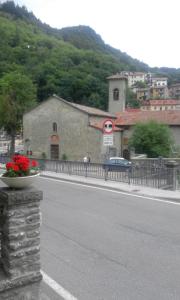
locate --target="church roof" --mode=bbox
[115,110,180,126]
[106,74,128,80]
[69,102,116,118]
[51,94,116,118]
[24,94,116,118]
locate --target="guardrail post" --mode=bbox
[104,168,108,181]
[85,163,88,177]
[128,169,131,185]
[165,160,178,190]
[68,162,72,175]
[55,160,58,173]
[0,188,43,299]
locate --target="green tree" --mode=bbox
[126,88,140,108]
[133,81,147,88]
[129,121,173,157]
[0,71,37,155]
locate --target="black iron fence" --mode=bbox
[0,156,180,190]
[37,158,180,190]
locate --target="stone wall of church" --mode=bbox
[23,97,110,162]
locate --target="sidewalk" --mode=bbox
[41,171,180,202]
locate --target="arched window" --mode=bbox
[113,88,119,100]
[53,122,57,132]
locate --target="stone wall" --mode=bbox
[0,188,42,299]
[0,281,41,300]
[23,97,114,162]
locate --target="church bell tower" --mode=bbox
[107,74,127,114]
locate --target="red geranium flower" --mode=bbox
[6,162,14,170]
[3,155,39,177]
[31,160,38,167]
[12,164,20,172]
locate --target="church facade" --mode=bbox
[23,95,121,162]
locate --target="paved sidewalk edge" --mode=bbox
[40,173,180,202]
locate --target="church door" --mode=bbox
[50,144,59,160]
[123,149,130,160]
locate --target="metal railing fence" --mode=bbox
[37,158,179,190]
[0,156,179,190]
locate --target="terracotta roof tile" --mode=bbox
[142,99,180,105]
[125,108,141,112]
[115,110,180,126]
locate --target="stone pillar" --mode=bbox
[165,160,178,190]
[0,187,43,299]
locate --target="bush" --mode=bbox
[62,153,68,161]
[129,121,173,158]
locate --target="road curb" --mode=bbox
[40,174,180,203]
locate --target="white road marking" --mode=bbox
[41,176,180,206]
[41,270,78,300]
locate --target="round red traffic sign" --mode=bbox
[103,119,114,134]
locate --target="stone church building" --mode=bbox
[23,94,121,162]
[23,75,180,161]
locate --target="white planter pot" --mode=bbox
[0,173,40,189]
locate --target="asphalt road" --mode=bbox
[36,176,180,300]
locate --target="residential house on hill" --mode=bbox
[169,83,180,99]
[120,71,146,87]
[136,88,150,100]
[149,85,169,99]
[141,99,180,111]
[114,72,170,101]
[151,77,168,87]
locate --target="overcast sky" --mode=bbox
[10,0,180,69]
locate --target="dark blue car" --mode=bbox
[103,157,132,172]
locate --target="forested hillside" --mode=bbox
[0,1,180,110]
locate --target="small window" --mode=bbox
[113,88,119,100]
[53,122,57,132]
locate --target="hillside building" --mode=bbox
[120,71,146,87]
[136,88,150,100]
[149,85,169,99]
[141,99,180,111]
[169,83,180,99]
[119,72,170,101]
[151,77,168,87]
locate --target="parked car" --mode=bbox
[103,157,132,172]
